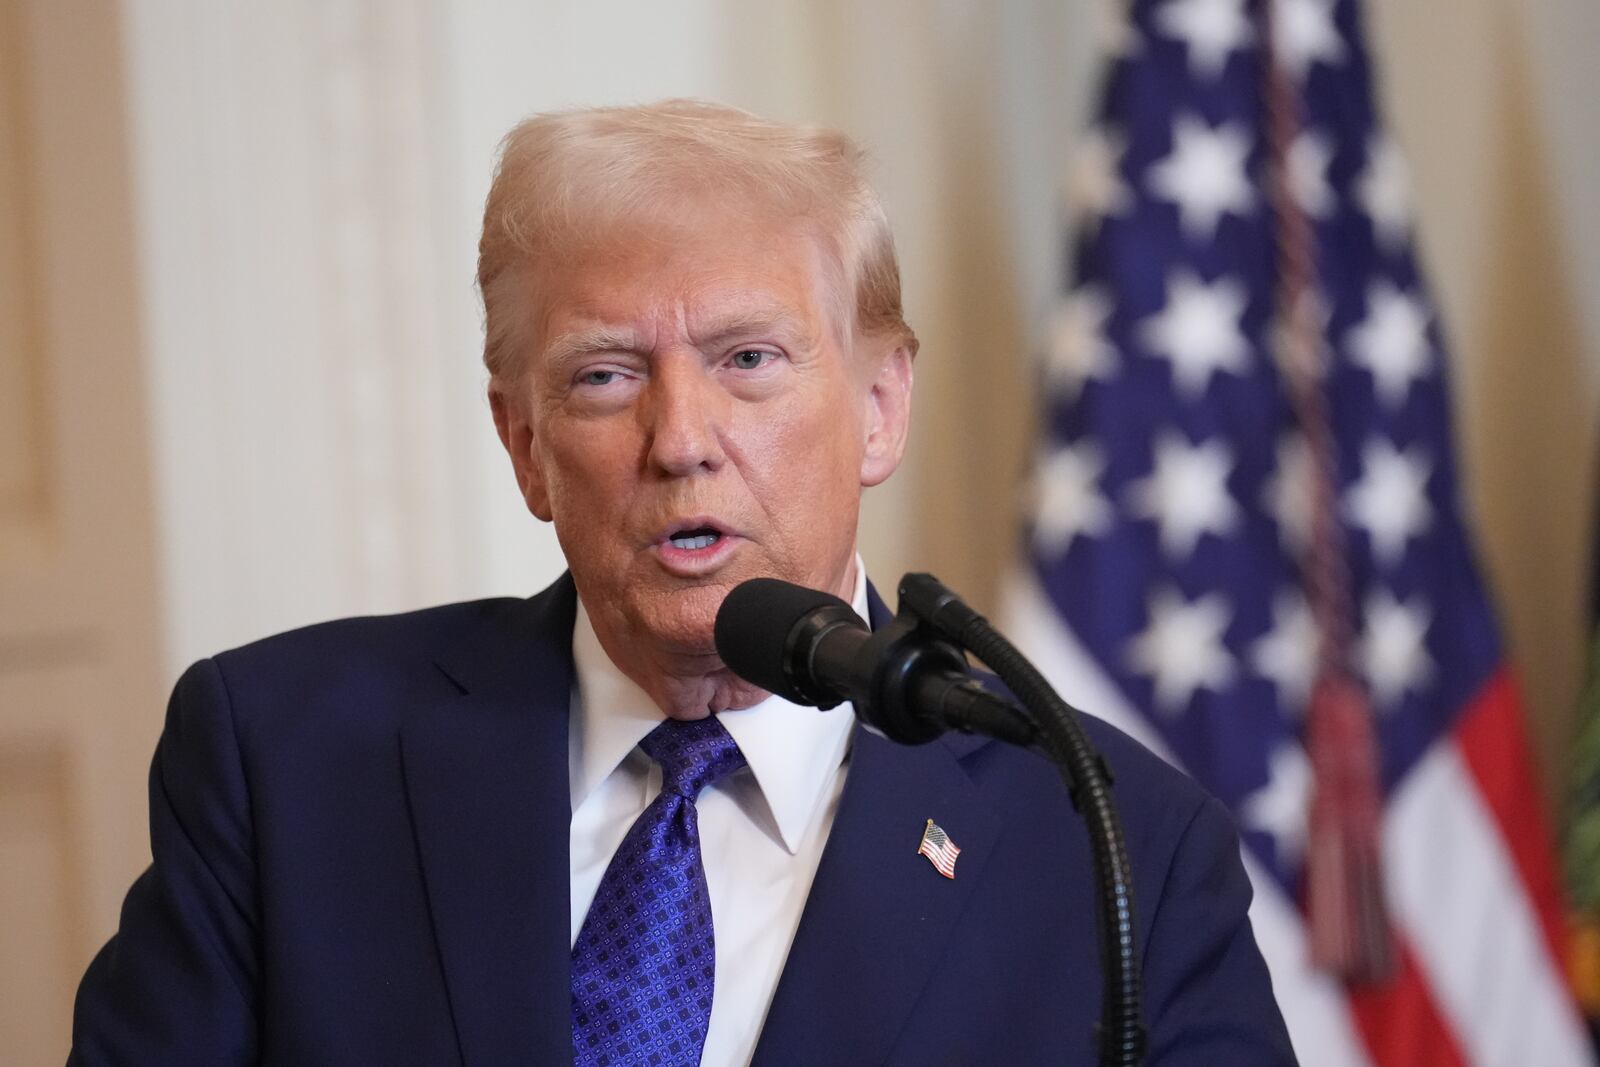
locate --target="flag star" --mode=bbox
[1153,0,1253,79]
[1065,127,1133,225]
[1147,115,1256,241]
[1252,590,1318,716]
[1125,432,1240,558]
[1139,272,1252,398]
[1031,443,1114,557]
[1127,588,1236,714]
[1241,742,1312,869]
[1274,0,1345,79]
[1047,286,1118,399]
[1359,589,1434,710]
[1289,130,1335,218]
[1358,135,1412,249]
[1262,434,1313,556]
[1345,437,1433,566]
[1346,280,1432,408]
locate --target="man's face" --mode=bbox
[492,208,913,661]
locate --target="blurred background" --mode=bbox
[2,0,1596,1062]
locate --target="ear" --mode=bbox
[859,340,915,488]
[489,381,554,521]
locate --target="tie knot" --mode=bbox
[640,716,746,800]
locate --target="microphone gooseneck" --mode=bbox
[898,573,1145,1066]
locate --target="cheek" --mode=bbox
[539,424,637,522]
[743,393,866,504]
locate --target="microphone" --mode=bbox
[714,577,1037,746]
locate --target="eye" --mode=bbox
[729,349,774,370]
[580,369,621,387]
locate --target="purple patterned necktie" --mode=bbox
[571,716,747,1066]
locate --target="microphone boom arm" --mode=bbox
[897,573,1147,1067]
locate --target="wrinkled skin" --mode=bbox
[491,208,914,718]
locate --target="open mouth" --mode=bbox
[666,526,723,551]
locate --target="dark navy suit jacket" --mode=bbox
[71,574,1294,1065]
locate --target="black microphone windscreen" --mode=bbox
[714,577,852,700]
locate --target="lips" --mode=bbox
[666,525,723,551]
[657,516,734,548]
[652,516,742,575]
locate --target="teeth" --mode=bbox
[670,533,718,550]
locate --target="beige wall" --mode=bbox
[1,1,164,1061]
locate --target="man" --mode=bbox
[71,101,1294,1064]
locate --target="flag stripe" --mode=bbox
[1345,937,1468,1067]
[1454,669,1571,972]
[1385,737,1592,1066]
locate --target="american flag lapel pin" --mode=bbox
[917,818,960,879]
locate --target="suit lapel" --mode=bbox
[752,582,1003,1066]
[752,728,1001,1065]
[401,576,579,1066]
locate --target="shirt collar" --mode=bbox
[569,558,868,855]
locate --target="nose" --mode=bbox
[644,354,728,477]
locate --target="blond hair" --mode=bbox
[476,99,917,378]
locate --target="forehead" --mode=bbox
[529,208,847,352]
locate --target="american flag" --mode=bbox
[1001,1,1594,1063]
[918,819,961,879]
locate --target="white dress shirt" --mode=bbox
[568,565,866,1067]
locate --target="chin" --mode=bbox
[635,586,725,654]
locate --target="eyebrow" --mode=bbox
[542,325,646,370]
[689,307,817,351]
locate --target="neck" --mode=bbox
[591,632,770,720]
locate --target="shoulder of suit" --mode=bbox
[956,710,1207,806]
[198,597,533,742]
[959,669,1216,838]
[214,597,525,673]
